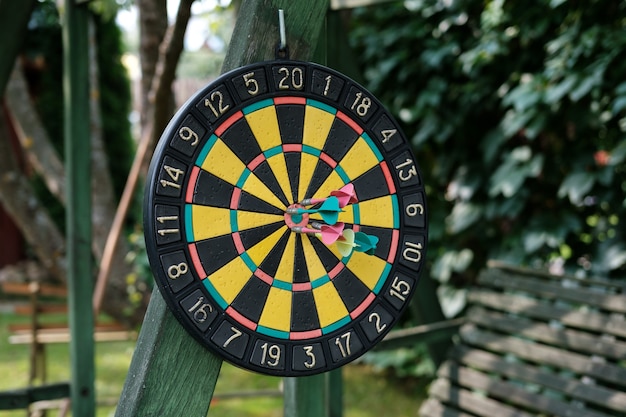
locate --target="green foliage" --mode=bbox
[23,1,135,217]
[360,344,435,378]
[94,13,135,201]
[350,0,626,290]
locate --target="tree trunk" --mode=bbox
[94,0,196,322]
[6,61,141,325]
[88,20,142,325]
[5,68,66,204]
[0,109,67,283]
[137,0,168,134]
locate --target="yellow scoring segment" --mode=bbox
[258,287,291,332]
[297,106,334,201]
[190,206,232,241]
[236,211,285,233]
[274,233,296,283]
[338,137,380,179]
[244,106,292,203]
[301,237,329,281]
[200,138,285,210]
[313,282,349,328]
[302,105,335,150]
[200,139,245,186]
[297,152,320,201]
[240,173,286,211]
[244,225,288,266]
[347,251,388,290]
[313,170,344,202]
[356,196,396,228]
[209,256,252,304]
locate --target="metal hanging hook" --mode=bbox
[276,9,290,59]
[279,9,286,49]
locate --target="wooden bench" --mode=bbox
[1,281,136,382]
[417,262,626,417]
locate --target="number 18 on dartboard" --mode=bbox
[144,59,428,376]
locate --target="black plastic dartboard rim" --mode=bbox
[144,59,428,376]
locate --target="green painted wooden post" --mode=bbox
[62,1,95,415]
[283,369,342,417]
[327,369,343,417]
[284,375,327,417]
[116,1,329,415]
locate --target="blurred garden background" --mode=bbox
[1,0,625,415]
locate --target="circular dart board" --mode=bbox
[144,60,427,376]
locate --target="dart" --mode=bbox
[335,229,379,256]
[354,231,379,255]
[330,183,358,207]
[286,196,343,225]
[299,184,358,208]
[292,222,345,245]
[335,229,356,257]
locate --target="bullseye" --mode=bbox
[284,203,309,228]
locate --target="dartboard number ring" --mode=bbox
[144,60,428,376]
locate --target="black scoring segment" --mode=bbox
[351,164,392,202]
[284,152,301,203]
[293,235,309,284]
[195,234,239,276]
[291,290,321,332]
[231,278,271,323]
[192,170,235,208]
[332,268,371,312]
[250,160,289,207]
[276,105,305,144]
[238,222,286,250]
[257,230,291,277]
[322,118,360,162]
[238,189,285,215]
[220,118,263,165]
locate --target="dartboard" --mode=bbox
[144,60,427,376]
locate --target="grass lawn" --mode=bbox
[0,308,427,416]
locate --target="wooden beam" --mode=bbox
[116,2,330,415]
[223,0,329,71]
[373,318,465,351]
[0,383,70,410]
[114,288,222,416]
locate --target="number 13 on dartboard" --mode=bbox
[144,59,428,376]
